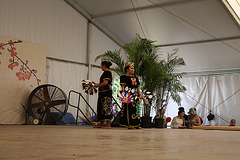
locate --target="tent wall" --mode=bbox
[0,0,121,123]
[1,0,239,126]
[164,74,240,126]
[0,0,88,63]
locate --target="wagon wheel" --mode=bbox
[27,84,68,124]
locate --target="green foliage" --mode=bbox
[122,34,158,78]
[112,76,122,110]
[95,34,186,117]
[95,49,125,76]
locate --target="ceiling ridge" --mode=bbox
[156,35,240,47]
[92,0,204,18]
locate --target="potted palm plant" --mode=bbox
[95,34,186,128]
[154,50,186,128]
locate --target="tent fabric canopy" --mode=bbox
[66,0,240,73]
[65,0,240,126]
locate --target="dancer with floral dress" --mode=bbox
[93,59,112,128]
[120,62,142,129]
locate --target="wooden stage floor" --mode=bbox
[0,125,239,160]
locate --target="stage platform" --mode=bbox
[0,125,239,160]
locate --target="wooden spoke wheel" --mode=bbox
[27,84,68,124]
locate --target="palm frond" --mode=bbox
[122,34,158,77]
[95,49,125,75]
[168,48,179,60]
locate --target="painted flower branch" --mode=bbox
[0,40,41,86]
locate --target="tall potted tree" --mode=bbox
[122,34,160,127]
[154,50,186,128]
[95,34,186,128]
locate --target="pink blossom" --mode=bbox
[9,40,14,46]
[11,52,17,57]
[0,43,5,50]
[24,71,31,80]
[8,64,14,70]
[10,49,17,57]
[16,72,25,81]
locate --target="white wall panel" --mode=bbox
[46,59,88,119]
[90,25,122,66]
[0,0,87,63]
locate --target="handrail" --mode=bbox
[68,90,96,125]
[112,96,121,110]
[68,90,122,125]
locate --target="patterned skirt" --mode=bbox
[96,90,112,122]
[120,102,140,128]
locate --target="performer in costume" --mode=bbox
[93,58,112,128]
[120,62,142,129]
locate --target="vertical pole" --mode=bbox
[76,94,81,125]
[207,76,211,126]
[86,21,92,113]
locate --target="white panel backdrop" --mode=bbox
[165,74,240,126]
[0,36,46,124]
[46,59,88,120]
[0,0,87,63]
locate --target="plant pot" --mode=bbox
[141,117,152,128]
[155,118,165,128]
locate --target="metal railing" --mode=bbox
[68,90,122,125]
[68,90,96,125]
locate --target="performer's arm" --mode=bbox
[93,79,108,88]
[121,85,125,92]
[137,87,144,100]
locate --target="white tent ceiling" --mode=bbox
[65,0,240,74]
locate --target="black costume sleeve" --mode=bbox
[136,77,140,86]
[103,71,112,81]
[120,75,126,85]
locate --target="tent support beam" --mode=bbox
[46,57,101,69]
[155,36,240,47]
[183,68,240,76]
[92,0,204,18]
